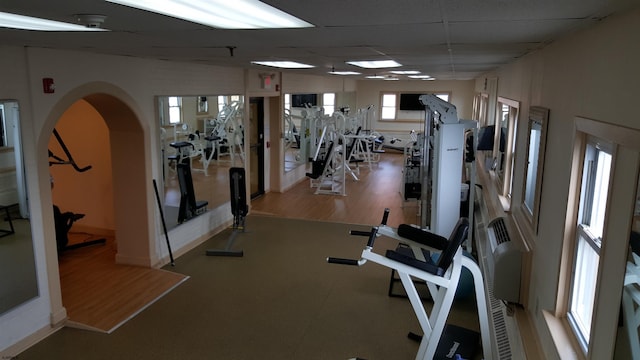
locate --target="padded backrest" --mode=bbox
[229,167,248,217]
[177,162,200,209]
[434,217,469,272]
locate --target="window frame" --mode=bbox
[168,96,182,124]
[567,137,613,352]
[519,106,550,235]
[493,97,519,206]
[555,116,640,359]
[379,91,451,122]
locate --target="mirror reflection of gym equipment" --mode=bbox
[0,100,38,317]
[158,95,244,230]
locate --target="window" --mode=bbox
[380,93,396,120]
[322,93,335,115]
[521,106,549,233]
[284,93,291,111]
[168,96,182,124]
[472,93,489,126]
[379,92,450,121]
[495,97,519,202]
[568,137,612,351]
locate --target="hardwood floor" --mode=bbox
[58,234,188,333]
[58,151,415,333]
[251,151,420,227]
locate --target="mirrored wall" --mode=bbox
[282,92,356,173]
[615,174,640,358]
[0,100,37,315]
[157,95,244,230]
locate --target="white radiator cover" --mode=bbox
[475,212,527,359]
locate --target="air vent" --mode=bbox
[488,217,511,249]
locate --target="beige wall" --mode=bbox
[49,99,114,232]
[484,8,640,359]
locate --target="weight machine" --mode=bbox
[206,167,246,257]
[328,209,492,360]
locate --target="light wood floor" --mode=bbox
[58,234,188,333]
[252,151,420,227]
[59,151,415,333]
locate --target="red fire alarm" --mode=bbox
[42,78,55,94]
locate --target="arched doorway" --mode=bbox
[42,86,186,332]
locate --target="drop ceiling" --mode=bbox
[0,0,637,80]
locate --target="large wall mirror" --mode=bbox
[0,100,38,315]
[157,95,244,230]
[282,92,356,172]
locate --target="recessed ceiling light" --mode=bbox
[106,0,313,29]
[390,70,420,75]
[346,60,402,69]
[365,75,385,79]
[251,61,314,69]
[329,71,361,75]
[408,75,434,79]
[0,11,107,31]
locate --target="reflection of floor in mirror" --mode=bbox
[0,217,37,315]
[163,160,233,225]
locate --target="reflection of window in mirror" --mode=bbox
[522,106,549,233]
[494,97,519,203]
[197,96,208,114]
[168,96,182,124]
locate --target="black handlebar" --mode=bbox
[326,257,360,266]
[381,208,390,225]
[327,208,389,267]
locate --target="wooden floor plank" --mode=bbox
[58,235,188,333]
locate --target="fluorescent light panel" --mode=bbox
[346,60,402,69]
[0,11,106,31]
[390,70,420,75]
[408,75,435,80]
[105,0,313,29]
[252,61,314,69]
[329,71,361,75]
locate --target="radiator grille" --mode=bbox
[483,256,514,360]
[489,217,511,246]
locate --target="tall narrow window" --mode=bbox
[568,137,613,350]
[521,106,550,233]
[380,93,396,120]
[495,97,519,202]
[323,93,335,115]
[168,96,182,124]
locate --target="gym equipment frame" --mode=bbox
[328,209,492,360]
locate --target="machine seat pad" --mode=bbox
[385,249,443,276]
[397,224,448,250]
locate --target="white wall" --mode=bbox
[482,8,640,359]
[0,46,246,353]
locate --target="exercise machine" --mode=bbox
[176,162,208,223]
[328,209,492,360]
[49,128,106,253]
[206,167,246,257]
[53,206,105,254]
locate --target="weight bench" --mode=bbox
[328,209,492,360]
[176,162,208,223]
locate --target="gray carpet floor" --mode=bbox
[18,215,481,360]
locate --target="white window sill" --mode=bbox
[542,310,585,360]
